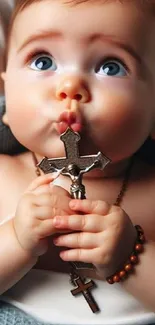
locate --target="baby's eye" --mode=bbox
[95,59,128,77]
[29,55,57,71]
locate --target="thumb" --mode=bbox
[27,173,57,192]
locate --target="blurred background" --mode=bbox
[0,0,27,155]
[0,0,14,93]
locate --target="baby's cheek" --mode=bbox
[91,81,153,160]
[7,103,34,130]
[93,86,136,126]
[94,80,152,126]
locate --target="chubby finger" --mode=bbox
[37,219,56,237]
[53,214,103,232]
[37,220,70,237]
[33,193,52,206]
[27,173,56,192]
[53,232,98,249]
[33,184,52,195]
[33,193,73,216]
[69,199,110,215]
[59,247,97,263]
[34,206,54,219]
[49,184,70,198]
[33,183,70,196]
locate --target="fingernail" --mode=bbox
[59,251,66,260]
[53,217,61,227]
[47,172,59,179]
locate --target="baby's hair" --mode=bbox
[6,0,155,52]
[5,0,155,64]
[5,0,154,49]
[9,0,155,31]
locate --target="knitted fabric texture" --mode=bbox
[0,301,52,325]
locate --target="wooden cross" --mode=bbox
[71,272,99,313]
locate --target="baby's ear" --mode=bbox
[2,112,9,126]
[1,72,6,81]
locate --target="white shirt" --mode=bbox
[1,269,155,325]
[1,216,155,325]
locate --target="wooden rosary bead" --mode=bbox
[113,275,120,283]
[135,243,143,252]
[124,263,133,272]
[107,277,114,284]
[106,225,145,284]
[130,254,138,264]
[119,270,126,279]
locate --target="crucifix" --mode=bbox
[70,270,99,313]
[38,128,110,199]
[38,127,111,312]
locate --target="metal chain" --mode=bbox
[31,152,41,176]
[115,155,135,206]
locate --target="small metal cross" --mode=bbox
[71,271,99,313]
[38,128,110,199]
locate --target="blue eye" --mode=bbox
[30,55,57,71]
[96,59,128,77]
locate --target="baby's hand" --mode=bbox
[53,199,137,278]
[13,174,72,257]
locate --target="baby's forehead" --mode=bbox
[11,0,155,24]
[8,0,155,58]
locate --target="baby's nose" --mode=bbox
[56,76,90,103]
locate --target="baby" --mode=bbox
[0,0,155,324]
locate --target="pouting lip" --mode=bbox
[58,111,80,124]
[57,111,82,134]
[56,121,82,134]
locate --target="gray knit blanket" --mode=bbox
[0,301,52,325]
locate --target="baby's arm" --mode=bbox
[0,170,73,295]
[0,217,38,294]
[122,242,155,310]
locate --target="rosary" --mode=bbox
[36,128,133,313]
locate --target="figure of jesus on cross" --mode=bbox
[61,161,100,199]
[38,128,110,199]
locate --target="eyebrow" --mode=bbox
[17,29,62,53]
[17,29,142,65]
[91,34,142,65]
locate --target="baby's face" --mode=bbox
[4,0,155,162]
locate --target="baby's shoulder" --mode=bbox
[0,154,19,218]
[0,154,18,179]
[0,152,33,187]
[0,154,23,201]
[0,153,32,219]
[0,153,14,171]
